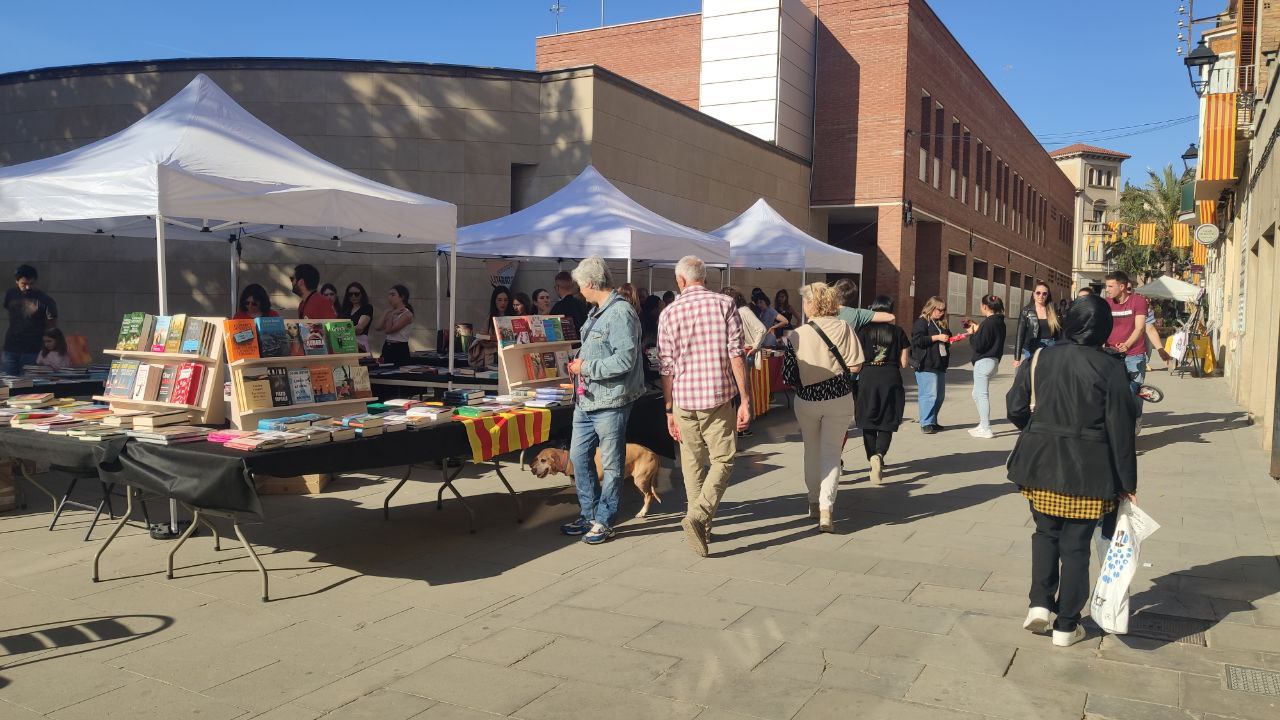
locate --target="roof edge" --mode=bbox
[536,13,700,40]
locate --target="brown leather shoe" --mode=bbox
[681,516,708,557]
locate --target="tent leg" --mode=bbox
[726,266,731,287]
[229,240,239,316]
[857,272,863,308]
[627,256,633,284]
[155,214,179,535]
[800,268,807,324]
[435,251,442,344]
[447,242,457,390]
[647,266,653,294]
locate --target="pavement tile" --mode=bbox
[725,605,877,654]
[786,566,918,600]
[76,578,215,614]
[753,643,923,698]
[1084,694,1201,720]
[411,701,515,719]
[1207,620,1280,653]
[315,688,434,720]
[514,636,679,689]
[855,625,1015,676]
[1180,672,1280,720]
[766,546,880,574]
[516,604,659,645]
[606,563,729,595]
[1098,634,1277,676]
[46,676,246,720]
[242,703,321,720]
[907,584,1027,618]
[794,686,987,720]
[110,633,279,692]
[626,620,783,669]
[0,654,142,715]
[204,660,335,713]
[250,619,405,677]
[864,559,991,589]
[643,662,819,720]
[356,606,470,645]
[560,582,645,610]
[512,680,701,720]
[709,577,838,615]
[390,656,560,715]
[686,555,808,584]
[821,593,962,634]
[949,613,1101,652]
[1007,647,1184,705]
[454,626,558,666]
[903,529,1014,554]
[905,665,1087,720]
[614,590,753,629]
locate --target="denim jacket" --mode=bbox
[577,291,646,411]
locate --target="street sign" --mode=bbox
[1194,223,1220,246]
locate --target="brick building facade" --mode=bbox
[537,0,1074,319]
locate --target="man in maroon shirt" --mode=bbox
[1104,270,1148,424]
[293,264,338,320]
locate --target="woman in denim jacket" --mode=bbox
[561,256,646,544]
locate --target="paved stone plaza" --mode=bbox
[1,368,1278,720]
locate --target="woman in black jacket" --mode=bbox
[1013,282,1062,368]
[910,296,951,434]
[963,295,1007,439]
[1005,294,1137,648]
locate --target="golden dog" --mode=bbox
[530,445,661,518]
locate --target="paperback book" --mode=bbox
[256,317,290,358]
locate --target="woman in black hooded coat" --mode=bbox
[1005,294,1137,647]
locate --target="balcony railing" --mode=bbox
[1202,65,1256,125]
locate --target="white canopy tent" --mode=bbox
[0,74,459,534]
[1134,275,1205,302]
[453,165,729,280]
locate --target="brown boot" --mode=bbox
[819,508,834,533]
[681,516,709,557]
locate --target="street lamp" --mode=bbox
[1181,143,1199,172]
[1183,38,1219,96]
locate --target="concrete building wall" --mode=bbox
[0,60,808,357]
[536,15,703,109]
[1052,152,1125,289]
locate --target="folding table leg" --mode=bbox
[84,482,116,541]
[437,457,477,533]
[200,518,221,551]
[92,486,134,582]
[491,461,523,523]
[382,464,414,520]
[166,508,201,579]
[48,477,80,530]
[20,462,58,512]
[233,521,269,602]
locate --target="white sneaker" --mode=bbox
[1052,625,1087,647]
[1022,607,1051,634]
[968,426,995,439]
[869,455,884,484]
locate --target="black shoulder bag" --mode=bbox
[806,321,858,398]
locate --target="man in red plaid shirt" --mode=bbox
[658,255,750,557]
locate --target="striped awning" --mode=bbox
[1198,93,1238,182]
[1192,242,1208,267]
[1137,223,1157,246]
[1172,223,1192,248]
[1198,200,1217,225]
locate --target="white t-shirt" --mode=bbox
[384,308,413,342]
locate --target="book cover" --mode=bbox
[300,322,328,355]
[266,366,291,406]
[494,317,516,347]
[560,315,579,341]
[105,359,122,396]
[309,365,336,402]
[333,365,355,400]
[223,319,259,362]
[528,315,548,343]
[287,367,314,404]
[255,317,289,358]
[130,363,162,401]
[348,364,373,399]
[116,312,145,351]
[525,353,545,380]
[241,375,273,410]
[150,316,172,353]
[116,359,141,398]
[510,317,532,345]
[171,362,204,405]
[164,314,187,353]
[554,350,569,378]
[201,320,217,357]
[283,320,307,356]
[179,318,204,354]
[542,317,564,342]
[541,352,558,378]
[155,364,178,403]
[324,321,358,354]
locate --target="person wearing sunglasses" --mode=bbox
[1014,282,1062,368]
[233,283,278,320]
[340,282,374,353]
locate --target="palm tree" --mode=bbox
[1112,164,1192,281]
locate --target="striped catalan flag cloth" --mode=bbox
[749,359,772,418]
[458,408,552,463]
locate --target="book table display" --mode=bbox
[97,314,227,425]
[492,314,580,396]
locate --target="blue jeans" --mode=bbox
[971,358,998,430]
[569,403,633,529]
[1124,354,1147,417]
[1,351,37,376]
[915,370,945,427]
[1020,338,1057,361]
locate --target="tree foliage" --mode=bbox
[1107,164,1192,282]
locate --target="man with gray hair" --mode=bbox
[561,256,646,544]
[658,255,750,557]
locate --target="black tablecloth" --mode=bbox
[0,394,672,519]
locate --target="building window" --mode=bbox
[933,104,944,188]
[961,128,971,205]
[919,92,931,182]
[1003,165,1011,225]
[1092,202,1106,223]
[1104,170,1113,188]
[1088,238,1102,262]
[983,148,992,215]
[950,118,960,197]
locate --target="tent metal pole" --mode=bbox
[435,251,442,340]
[726,265,731,287]
[627,256,633,283]
[800,267,807,324]
[647,266,653,293]
[229,240,239,316]
[155,213,179,534]
[447,241,457,390]
[857,272,863,308]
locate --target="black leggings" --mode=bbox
[862,429,893,459]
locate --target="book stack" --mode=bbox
[223,317,359,362]
[443,388,485,407]
[256,413,332,432]
[8,392,55,409]
[526,385,574,408]
[223,431,305,451]
[128,425,210,445]
[453,405,495,419]
[116,313,220,357]
[405,405,454,426]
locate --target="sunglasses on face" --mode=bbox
[1034,291,1049,296]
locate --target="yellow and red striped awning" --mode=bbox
[1198,200,1217,225]
[1198,93,1238,181]
[1137,223,1157,246]
[1173,223,1192,248]
[1192,242,1209,267]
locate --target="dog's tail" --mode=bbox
[649,489,661,505]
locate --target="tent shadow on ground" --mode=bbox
[1135,411,1252,453]
[1118,555,1280,650]
[0,614,173,673]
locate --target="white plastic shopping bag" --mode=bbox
[1090,499,1160,634]
[1168,329,1190,363]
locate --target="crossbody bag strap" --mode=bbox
[807,321,853,378]
[1029,347,1042,411]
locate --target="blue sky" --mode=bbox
[1,0,1197,185]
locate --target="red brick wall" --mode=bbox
[535,15,702,108]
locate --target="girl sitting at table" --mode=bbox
[37,328,71,370]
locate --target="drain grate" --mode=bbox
[1227,665,1280,696]
[1126,612,1210,646]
